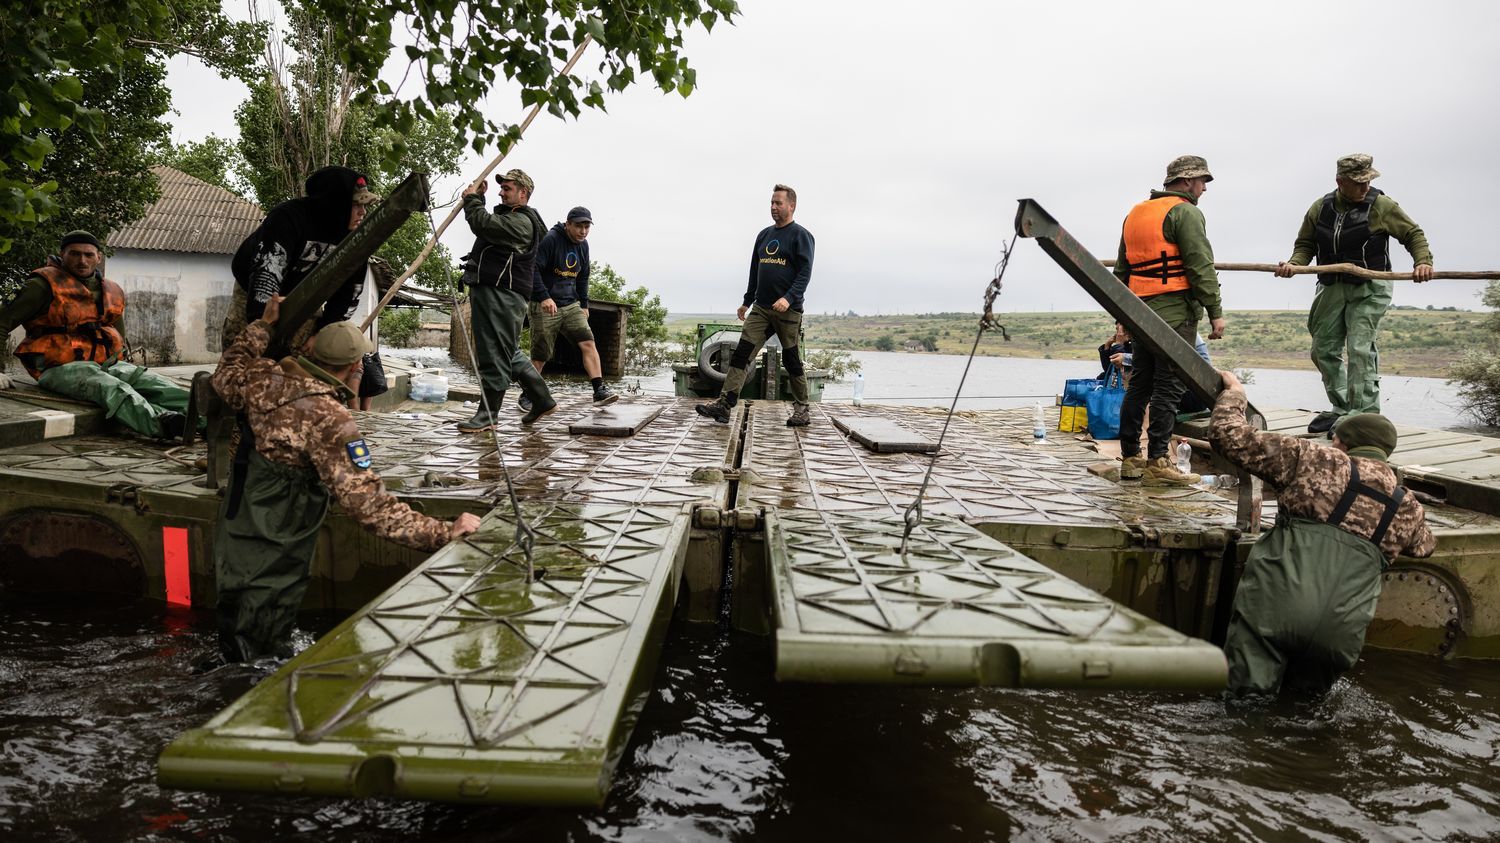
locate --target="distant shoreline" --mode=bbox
[667,310,1477,380]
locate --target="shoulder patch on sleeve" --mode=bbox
[345,438,373,470]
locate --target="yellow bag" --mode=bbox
[1058,404,1089,433]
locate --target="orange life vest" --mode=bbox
[1121,195,1192,297]
[14,265,125,378]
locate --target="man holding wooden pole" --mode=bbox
[1275,154,1433,434]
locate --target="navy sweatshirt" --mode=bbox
[531,222,590,308]
[743,221,814,312]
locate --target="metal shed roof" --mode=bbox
[110,166,264,255]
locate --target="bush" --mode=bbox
[1450,280,1500,426]
[380,308,421,348]
[874,334,895,352]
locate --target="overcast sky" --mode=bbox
[165,0,1500,315]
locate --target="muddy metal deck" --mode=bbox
[1,389,1497,805]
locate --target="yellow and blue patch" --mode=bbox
[345,438,372,470]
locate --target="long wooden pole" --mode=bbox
[1099,259,1500,281]
[360,35,595,332]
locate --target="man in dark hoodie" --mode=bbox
[696,184,816,427]
[456,168,557,430]
[525,205,617,407]
[222,166,378,358]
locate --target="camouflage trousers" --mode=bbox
[38,359,188,438]
[1223,517,1384,697]
[214,451,330,662]
[1309,279,1392,416]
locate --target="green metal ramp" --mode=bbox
[159,502,691,806]
[768,508,1228,689]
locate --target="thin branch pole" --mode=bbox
[1100,259,1499,281]
[360,35,594,331]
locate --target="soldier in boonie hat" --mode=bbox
[494,168,535,195]
[1335,153,1381,184]
[1164,155,1214,185]
[1276,151,1435,434]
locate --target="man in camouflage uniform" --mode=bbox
[1275,154,1433,434]
[1114,155,1227,485]
[1210,370,1435,697]
[211,294,481,662]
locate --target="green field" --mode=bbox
[666,309,1484,378]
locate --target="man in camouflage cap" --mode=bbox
[457,167,558,430]
[210,295,481,663]
[1275,154,1434,434]
[1112,155,1227,486]
[1210,370,1433,697]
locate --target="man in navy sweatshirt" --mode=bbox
[525,206,617,407]
[697,184,816,427]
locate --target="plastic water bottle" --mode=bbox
[852,372,865,406]
[1175,440,1192,473]
[1033,401,1047,443]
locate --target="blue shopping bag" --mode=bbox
[1058,376,1097,432]
[1085,366,1126,440]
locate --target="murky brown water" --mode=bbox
[3,598,1498,842]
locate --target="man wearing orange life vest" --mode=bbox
[1112,155,1227,485]
[0,231,189,439]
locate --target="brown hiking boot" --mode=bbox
[695,397,732,424]
[1120,455,1150,480]
[786,402,811,427]
[1142,456,1200,487]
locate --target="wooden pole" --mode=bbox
[360,35,595,332]
[1099,259,1500,281]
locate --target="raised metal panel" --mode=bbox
[767,508,1227,689]
[159,502,691,806]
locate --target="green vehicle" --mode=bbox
[672,321,830,401]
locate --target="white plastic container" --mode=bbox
[1033,401,1047,443]
[852,372,865,406]
[409,371,450,403]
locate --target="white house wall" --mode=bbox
[107,248,235,364]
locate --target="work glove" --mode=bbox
[0,372,12,389]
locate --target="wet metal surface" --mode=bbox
[740,401,1238,529]
[767,508,1226,688]
[160,503,692,806]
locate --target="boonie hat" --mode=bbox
[567,206,593,223]
[1333,412,1398,459]
[1164,155,1214,185]
[59,230,103,251]
[1337,153,1381,183]
[495,168,535,194]
[311,321,373,366]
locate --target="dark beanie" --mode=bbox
[59,230,103,251]
[1334,413,1398,459]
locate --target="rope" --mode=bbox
[427,206,538,583]
[360,35,594,332]
[899,234,1017,556]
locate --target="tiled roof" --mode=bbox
[110,166,264,255]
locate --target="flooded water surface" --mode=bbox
[3,599,1498,842]
[3,353,1496,840]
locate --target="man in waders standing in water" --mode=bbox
[1210,370,1434,697]
[211,294,480,663]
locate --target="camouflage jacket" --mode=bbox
[214,319,451,552]
[1210,390,1435,561]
